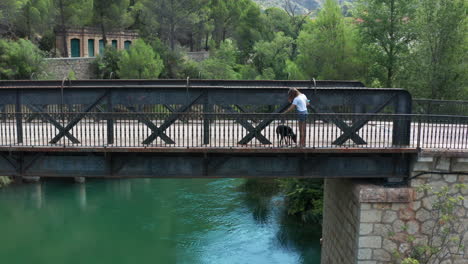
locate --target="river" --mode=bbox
[0,179,321,264]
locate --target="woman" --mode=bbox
[283,88,309,147]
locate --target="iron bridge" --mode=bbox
[0,80,466,179]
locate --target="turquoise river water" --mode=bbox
[0,179,321,264]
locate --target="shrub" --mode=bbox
[118,39,164,79]
[0,39,44,80]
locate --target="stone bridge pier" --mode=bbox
[321,154,468,264]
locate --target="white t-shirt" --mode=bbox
[292,94,308,112]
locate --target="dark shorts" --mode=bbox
[297,110,308,122]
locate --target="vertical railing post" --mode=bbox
[392,93,412,146]
[107,90,114,144]
[203,92,211,145]
[416,116,422,149]
[15,89,23,144]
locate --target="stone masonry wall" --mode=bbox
[44,58,96,79]
[322,154,468,264]
[321,179,361,264]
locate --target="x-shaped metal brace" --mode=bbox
[142,93,205,145]
[221,105,271,144]
[49,91,109,144]
[121,106,175,144]
[237,102,291,145]
[26,104,80,144]
[312,94,396,145]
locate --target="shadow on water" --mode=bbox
[237,178,281,224]
[239,178,322,263]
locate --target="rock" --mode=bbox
[359,236,382,248]
[382,238,397,253]
[435,157,451,171]
[412,201,421,211]
[372,249,391,261]
[445,175,458,183]
[361,210,382,223]
[415,208,432,222]
[360,223,373,235]
[392,220,406,233]
[398,208,415,221]
[382,210,398,223]
[358,248,372,260]
[406,220,420,235]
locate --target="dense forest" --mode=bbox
[0,0,467,99]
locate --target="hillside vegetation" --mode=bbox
[0,0,466,100]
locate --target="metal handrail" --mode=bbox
[0,112,466,150]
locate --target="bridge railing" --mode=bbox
[0,112,466,150]
[413,99,468,116]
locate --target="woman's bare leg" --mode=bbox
[299,121,306,147]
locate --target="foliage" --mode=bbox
[401,0,467,99]
[296,0,357,80]
[0,176,12,188]
[198,39,241,79]
[93,0,132,44]
[0,0,466,99]
[253,32,294,80]
[401,258,420,264]
[118,39,164,79]
[15,0,53,40]
[278,179,323,223]
[0,39,44,80]
[390,184,466,264]
[94,46,122,79]
[354,0,416,88]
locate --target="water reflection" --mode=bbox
[0,178,321,264]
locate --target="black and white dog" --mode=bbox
[276,125,297,146]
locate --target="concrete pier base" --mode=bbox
[23,176,40,183]
[74,177,86,183]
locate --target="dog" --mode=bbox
[276,125,297,146]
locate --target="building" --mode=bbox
[55,27,138,58]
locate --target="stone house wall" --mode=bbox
[55,27,138,58]
[44,58,96,80]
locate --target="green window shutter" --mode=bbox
[71,39,80,57]
[88,39,95,57]
[99,40,104,54]
[124,41,132,50]
[112,40,117,49]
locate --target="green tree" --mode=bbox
[0,0,27,37]
[94,46,122,79]
[0,39,44,79]
[403,0,467,99]
[143,0,209,51]
[263,7,295,39]
[253,32,294,80]
[93,0,131,45]
[118,39,164,79]
[199,39,240,79]
[54,0,93,57]
[234,0,266,61]
[354,0,416,87]
[209,0,241,45]
[15,0,53,40]
[278,179,324,223]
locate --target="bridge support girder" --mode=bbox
[0,150,413,179]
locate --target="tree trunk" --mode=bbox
[59,0,68,57]
[100,12,107,45]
